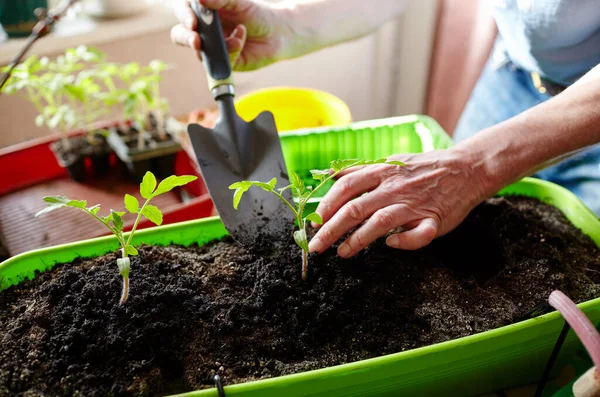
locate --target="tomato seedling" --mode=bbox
[36,172,197,304]
[230,158,404,280]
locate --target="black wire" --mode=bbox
[517,301,553,322]
[534,321,571,397]
[214,374,225,397]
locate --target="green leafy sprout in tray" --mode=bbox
[36,172,197,305]
[229,158,404,280]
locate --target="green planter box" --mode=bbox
[2,116,599,397]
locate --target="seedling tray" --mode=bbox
[106,129,182,163]
[2,115,600,396]
[0,125,213,257]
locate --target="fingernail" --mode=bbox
[308,238,322,253]
[338,243,350,258]
[188,36,195,49]
[310,221,321,229]
[386,235,398,248]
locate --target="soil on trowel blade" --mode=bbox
[1,196,599,396]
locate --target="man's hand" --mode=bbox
[170,0,293,71]
[308,148,490,257]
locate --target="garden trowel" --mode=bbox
[186,0,293,247]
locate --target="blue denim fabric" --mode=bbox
[453,57,600,217]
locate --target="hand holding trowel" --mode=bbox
[186,0,293,247]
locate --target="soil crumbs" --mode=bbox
[1,196,600,396]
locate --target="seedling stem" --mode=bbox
[36,171,197,304]
[230,158,404,280]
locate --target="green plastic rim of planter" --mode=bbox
[2,116,600,396]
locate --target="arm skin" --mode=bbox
[465,63,600,196]
[171,0,409,70]
[308,63,600,258]
[278,0,411,60]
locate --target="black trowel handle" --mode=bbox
[190,0,234,96]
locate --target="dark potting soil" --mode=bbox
[120,119,175,151]
[2,196,600,396]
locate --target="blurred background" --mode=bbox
[0,0,496,148]
[0,0,497,259]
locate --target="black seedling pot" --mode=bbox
[86,133,113,177]
[106,123,181,183]
[50,138,86,183]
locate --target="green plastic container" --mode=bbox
[2,116,600,397]
[281,115,454,204]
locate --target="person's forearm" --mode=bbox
[457,64,600,198]
[275,0,410,60]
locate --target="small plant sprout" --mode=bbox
[1,46,107,150]
[35,172,197,304]
[120,60,172,148]
[143,60,171,139]
[229,158,404,280]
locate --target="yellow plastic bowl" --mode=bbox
[234,87,352,133]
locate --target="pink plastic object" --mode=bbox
[549,290,600,369]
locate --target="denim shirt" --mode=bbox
[491,0,600,85]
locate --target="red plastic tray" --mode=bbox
[0,120,215,256]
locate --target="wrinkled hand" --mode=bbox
[308,148,490,257]
[171,0,291,71]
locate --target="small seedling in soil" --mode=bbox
[35,172,197,304]
[230,158,404,280]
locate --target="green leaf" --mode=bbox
[331,159,362,172]
[111,210,124,232]
[277,185,292,195]
[35,196,86,216]
[36,197,68,216]
[106,211,126,221]
[153,175,198,197]
[141,205,163,225]
[35,114,45,127]
[88,204,101,215]
[35,205,63,217]
[328,158,405,174]
[67,199,87,209]
[289,171,304,196]
[385,160,405,166]
[124,194,139,213]
[43,196,70,204]
[229,178,277,210]
[47,111,62,129]
[64,84,85,101]
[140,172,157,199]
[305,213,323,225]
[122,62,140,80]
[125,245,138,256]
[310,169,330,182]
[230,184,250,210]
[293,229,309,252]
[148,59,169,73]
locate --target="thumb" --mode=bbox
[386,218,438,250]
[226,24,247,67]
